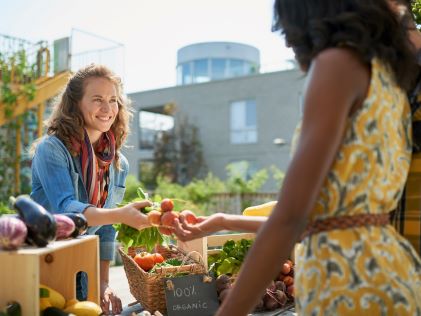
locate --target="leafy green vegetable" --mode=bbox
[149,258,183,273]
[208,238,253,276]
[0,202,15,215]
[114,223,164,252]
[114,187,165,252]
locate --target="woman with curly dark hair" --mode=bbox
[174,0,421,315]
[30,64,152,314]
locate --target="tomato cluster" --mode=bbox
[147,198,198,235]
[133,251,165,271]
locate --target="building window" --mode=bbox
[230,99,257,144]
[211,58,226,80]
[193,59,210,83]
[228,59,245,77]
[182,63,192,85]
[139,111,174,149]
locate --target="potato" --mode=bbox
[275,280,286,292]
[216,274,231,293]
[275,290,288,306]
[263,293,279,311]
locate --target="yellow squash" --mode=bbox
[40,284,66,309]
[242,201,277,217]
[64,301,102,316]
[39,288,52,312]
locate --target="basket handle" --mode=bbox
[165,245,209,278]
[166,244,206,269]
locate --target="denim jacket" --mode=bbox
[30,135,128,260]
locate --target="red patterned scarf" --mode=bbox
[76,130,116,207]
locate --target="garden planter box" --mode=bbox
[0,235,99,315]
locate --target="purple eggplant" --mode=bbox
[61,213,88,237]
[13,196,57,247]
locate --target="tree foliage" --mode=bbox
[153,115,207,186]
[411,0,421,25]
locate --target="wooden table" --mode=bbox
[0,235,99,315]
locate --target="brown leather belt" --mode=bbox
[301,213,390,240]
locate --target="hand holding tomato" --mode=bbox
[160,198,174,212]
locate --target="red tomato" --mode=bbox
[180,210,198,224]
[160,198,174,212]
[134,252,155,271]
[152,253,165,264]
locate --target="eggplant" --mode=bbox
[61,213,88,237]
[5,301,21,316]
[13,196,57,247]
[42,307,70,316]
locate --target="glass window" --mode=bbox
[176,65,182,85]
[193,59,210,83]
[139,111,174,149]
[229,59,245,77]
[182,63,192,85]
[230,100,257,144]
[211,58,226,80]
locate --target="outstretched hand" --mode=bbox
[121,200,152,230]
[100,285,122,315]
[173,213,226,241]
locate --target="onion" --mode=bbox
[0,216,28,250]
[53,214,76,239]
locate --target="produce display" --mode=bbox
[208,238,253,276]
[38,284,102,315]
[0,196,89,251]
[1,192,297,315]
[13,196,57,247]
[211,239,295,313]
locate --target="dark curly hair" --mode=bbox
[272,0,417,91]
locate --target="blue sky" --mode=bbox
[1,0,294,93]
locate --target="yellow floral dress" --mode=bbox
[294,59,421,315]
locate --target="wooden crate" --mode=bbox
[178,232,297,270]
[0,235,99,315]
[177,232,255,270]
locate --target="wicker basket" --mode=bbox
[118,245,207,313]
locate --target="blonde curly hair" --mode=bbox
[45,64,132,167]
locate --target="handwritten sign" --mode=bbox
[164,274,219,316]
